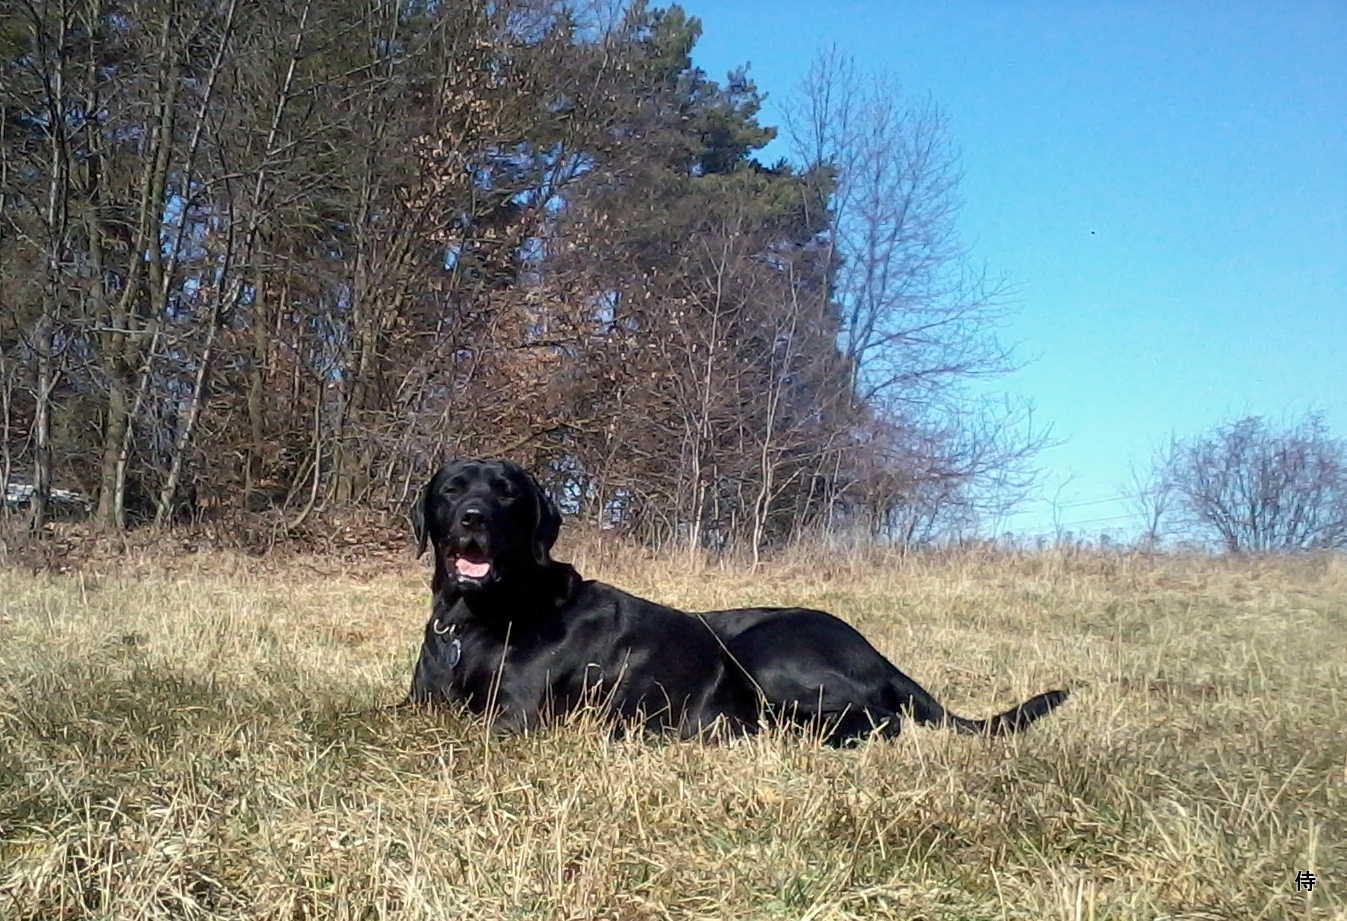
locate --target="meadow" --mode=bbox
[1,536,1343,920]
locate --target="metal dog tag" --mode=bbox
[447,637,462,668]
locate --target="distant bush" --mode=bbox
[1144,413,1347,551]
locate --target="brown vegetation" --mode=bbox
[1138,414,1347,552]
[2,1,1038,551]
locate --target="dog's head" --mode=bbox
[410,458,562,593]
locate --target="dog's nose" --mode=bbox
[460,506,486,528]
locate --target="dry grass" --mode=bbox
[1,537,1344,920]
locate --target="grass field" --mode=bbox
[1,538,1343,920]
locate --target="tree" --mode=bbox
[1127,448,1176,549]
[1,1,1041,554]
[1149,414,1347,552]
[780,48,1043,543]
[519,5,846,553]
[783,47,1013,409]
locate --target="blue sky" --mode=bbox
[689,1,1347,540]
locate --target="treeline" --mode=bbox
[1,0,1038,552]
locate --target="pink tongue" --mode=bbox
[456,558,490,578]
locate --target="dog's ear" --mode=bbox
[410,472,436,558]
[532,478,563,565]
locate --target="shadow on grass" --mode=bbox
[0,654,453,828]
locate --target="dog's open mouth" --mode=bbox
[453,545,493,585]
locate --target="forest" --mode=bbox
[1,0,1038,552]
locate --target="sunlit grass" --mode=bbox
[1,540,1343,919]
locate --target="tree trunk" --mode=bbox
[244,280,270,500]
[29,314,54,532]
[30,5,70,532]
[92,14,180,528]
[154,294,222,528]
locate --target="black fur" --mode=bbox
[407,459,756,737]
[703,607,1068,744]
[407,458,1069,745]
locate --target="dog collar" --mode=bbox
[431,617,462,667]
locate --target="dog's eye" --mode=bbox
[443,478,466,496]
[491,478,517,498]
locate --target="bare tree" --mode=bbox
[783,47,1014,409]
[1153,414,1347,552]
[779,48,1042,544]
[1127,445,1176,548]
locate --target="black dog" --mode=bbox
[702,607,1068,745]
[407,459,758,737]
[408,458,1068,745]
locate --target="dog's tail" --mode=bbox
[913,688,1070,736]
